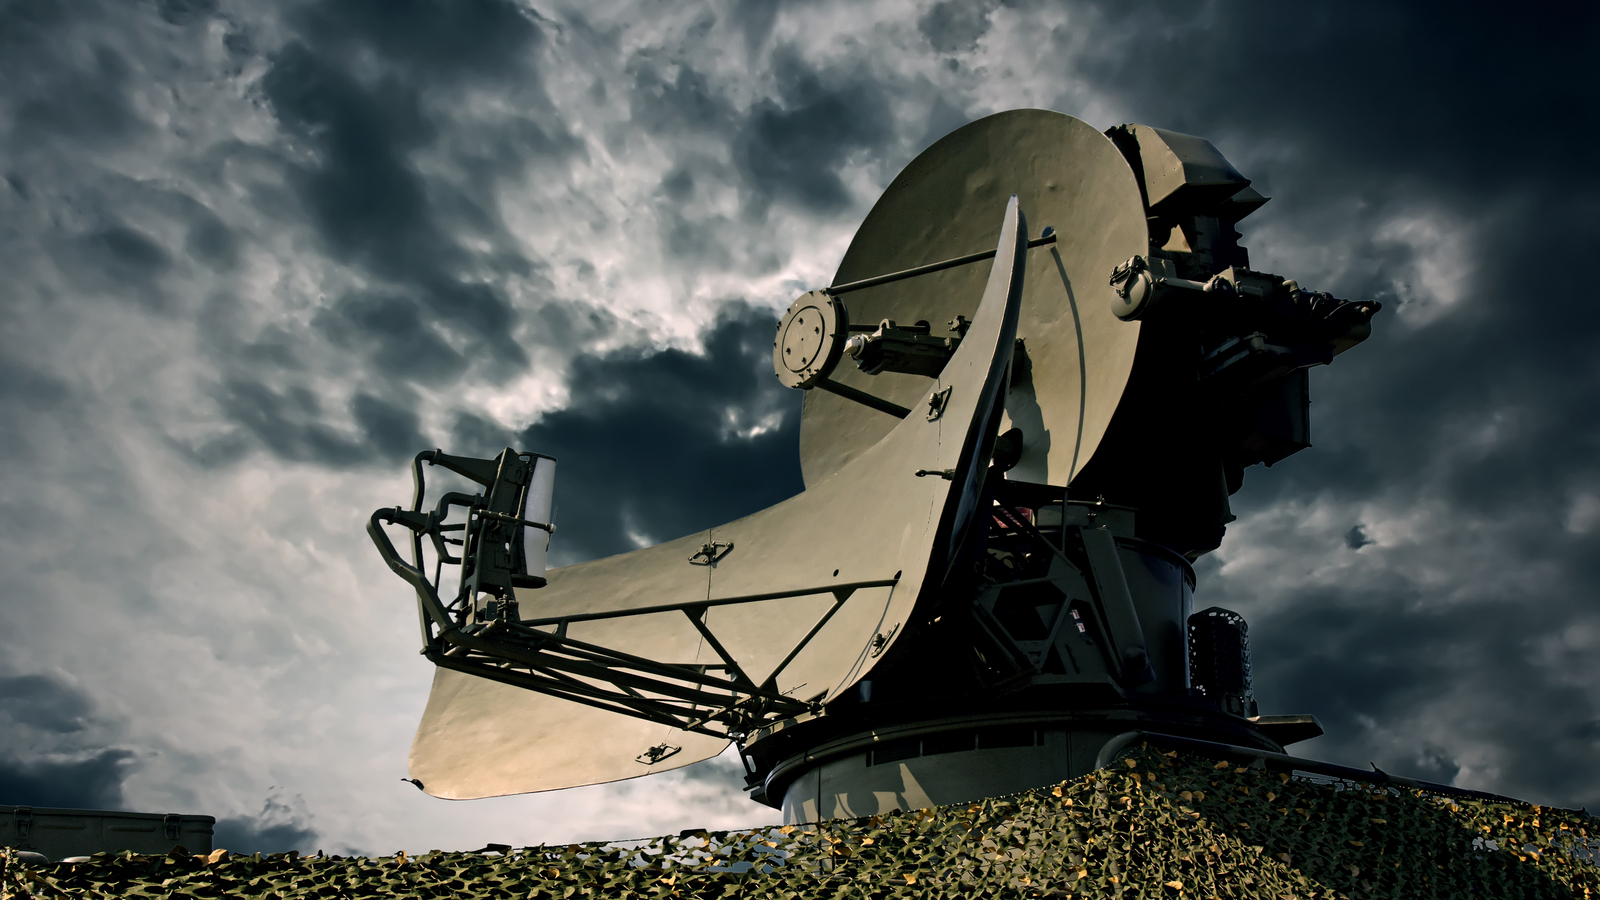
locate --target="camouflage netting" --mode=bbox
[3,743,1596,899]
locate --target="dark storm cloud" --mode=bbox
[0,749,136,809]
[51,225,174,310]
[1063,0,1600,809]
[0,352,72,415]
[211,379,428,468]
[734,51,893,216]
[261,42,526,366]
[0,672,135,809]
[916,0,998,54]
[177,199,240,272]
[527,299,619,357]
[9,41,145,147]
[0,674,95,734]
[214,378,355,466]
[623,49,744,264]
[1229,203,1600,525]
[728,0,780,54]
[290,0,542,83]
[212,793,318,855]
[479,302,804,564]
[628,48,729,134]
[352,393,430,464]
[253,0,584,405]
[154,0,217,27]
[1246,584,1600,807]
[30,169,253,311]
[314,293,468,385]
[1343,525,1374,550]
[176,0,606,471]
[1069,0,1598,188]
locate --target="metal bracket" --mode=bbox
[869,622,900,657]
[688,541,734,566]
[163,814,181,841]
[926,386,953,421]
[14,807,31,842]
[843,320,962,377]
[1079,526,1156,685]
[636,743,682,765]
[1108,254,1149,297]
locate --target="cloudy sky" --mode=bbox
[1,0,1595,855]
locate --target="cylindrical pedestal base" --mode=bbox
[780,721,1126,823]
[762,707,1288,823]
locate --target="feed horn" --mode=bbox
[368,110,1380,820]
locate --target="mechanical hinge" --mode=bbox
[869,622,901,657]
[636,743,683,765]
[688,541,734,566]
[926,386,953,421]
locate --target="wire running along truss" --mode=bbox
[369,450,894,740]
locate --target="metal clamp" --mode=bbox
[635,743,683,765]
[688,541,734,566]
[869,623,900,657]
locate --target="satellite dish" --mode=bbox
[369,110,1381,816]
[799,109,1148,488]
[383,197,1029,799]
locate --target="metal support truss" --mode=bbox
[369,449,894,740]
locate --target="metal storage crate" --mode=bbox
[0,805,214,861]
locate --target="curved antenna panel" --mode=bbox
[798,109,1148,488]
[393,198,1030,799]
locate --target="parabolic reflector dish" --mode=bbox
[377,106,1386,816]
[800,109,1148,488]
[404,198,1030,799]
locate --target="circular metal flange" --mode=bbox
[773,290,847,389]
[799,110,1149,489]
[1108,255,1157,320]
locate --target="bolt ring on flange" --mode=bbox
[773,290,849,390]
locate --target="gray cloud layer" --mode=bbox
[0,0,1594,853]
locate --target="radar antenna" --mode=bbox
[368,111,1380,815]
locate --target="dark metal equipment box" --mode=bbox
[0,805,214,860]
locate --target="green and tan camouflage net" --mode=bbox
[4,743,1595,899]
